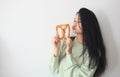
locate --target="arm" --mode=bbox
[49,40,66,75]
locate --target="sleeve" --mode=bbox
[64,52,97,77]
[49,40,66,75]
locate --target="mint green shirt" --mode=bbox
[49,38,97,77]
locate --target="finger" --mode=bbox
[68,37,72,41]
[55,33,59,38]
[68,38,73,43]
[66,37,70,41]
[66,38,73,46]
[55,39,60,43]
[53,35,59,41]
[53,36,58,41]
[66,39,70,45]
[66,38,71,43]
[52,38,56,44]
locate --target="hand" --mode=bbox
[65,38,73,55]
[52,34,61,57]
[52,34,60,49]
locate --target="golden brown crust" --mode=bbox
[56,24,70,40]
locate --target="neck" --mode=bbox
[76,34,83,44]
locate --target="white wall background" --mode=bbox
[0,0,120,77]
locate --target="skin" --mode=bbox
[52,13,83,57]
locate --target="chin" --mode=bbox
[73,31,82,35]
[72,30,76,33]
[72,31,77,34]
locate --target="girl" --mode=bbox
[49,8,107,77]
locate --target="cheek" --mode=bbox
[77,24,82,32]
[79,24,82,29]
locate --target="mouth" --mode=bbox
[72,26,75,30]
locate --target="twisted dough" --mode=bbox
[56,24,70,40]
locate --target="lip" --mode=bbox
[72,26,75,30]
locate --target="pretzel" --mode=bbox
[56,24,70,40]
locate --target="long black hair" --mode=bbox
[72,8,107,77]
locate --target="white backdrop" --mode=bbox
[0,0,120,77]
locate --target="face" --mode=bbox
[72,13,82,34]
